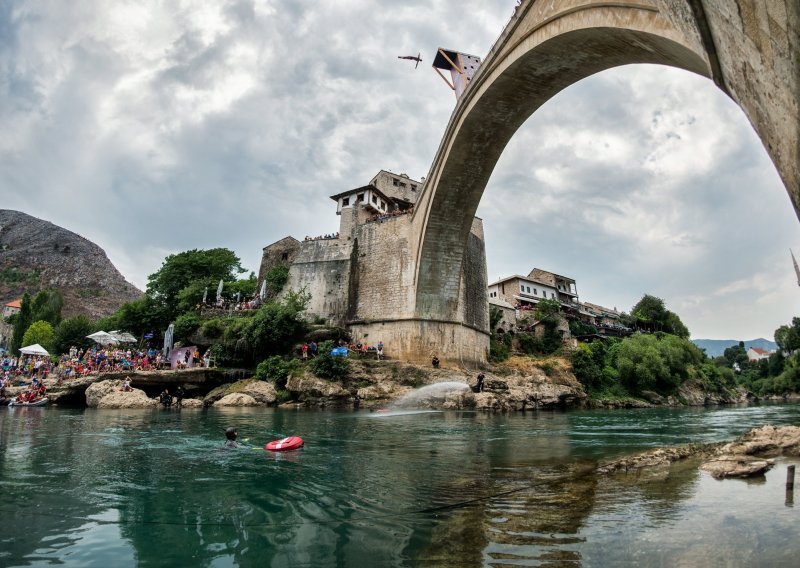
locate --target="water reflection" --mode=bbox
[1,404,799,567]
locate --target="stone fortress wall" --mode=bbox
[257,171,490,364]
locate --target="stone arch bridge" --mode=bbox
[348,0,799,365]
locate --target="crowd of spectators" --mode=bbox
[367,207,413,224]
[304,232,339,241]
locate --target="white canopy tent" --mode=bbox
[86,331,119,345]
[109,330,137,344]
[20,343,50,356]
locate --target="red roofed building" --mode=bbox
[747,347,771,362]
[3,299,21,319]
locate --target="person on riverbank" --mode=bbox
[121,377,132,392]
[224,427,241,448]
[159,389,172,408]
[432,355,440,369]
[175,386,185,408]
[475,372,485,393]
[377,341,384,360]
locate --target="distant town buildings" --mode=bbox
[747,347,771,362]
[488,268,629,340]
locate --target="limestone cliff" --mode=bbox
[0,209,142,318]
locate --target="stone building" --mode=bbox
[258,170,487,360]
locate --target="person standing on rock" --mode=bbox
[159,389,172,409]
[475,372,485,393]
[175,386,185,408]
[377,341,384,360]
[432,355,440,369]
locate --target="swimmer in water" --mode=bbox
[224,427,241,448]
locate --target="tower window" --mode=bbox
[342,197,349,207]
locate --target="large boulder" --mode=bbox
[700,456,775,479]
[179,398,203,408]
[86,379,157,408]
[238,380,277,405]
[286,375,350,399]
[214,393,259,407]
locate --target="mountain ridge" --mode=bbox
[0,209,143,319]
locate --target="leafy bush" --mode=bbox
[488,335,509,362]
[200,318,225,339]
[265,265,290,297]
[255,356,300,389]
[310,340,349,380]
[275,389,293,404]
[174,313,202,342]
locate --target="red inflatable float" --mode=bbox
[265,436,304,452]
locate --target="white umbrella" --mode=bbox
[20,343,50,356]
[216,279,224,302]
[259,280,267,300]
[86,331,119,345]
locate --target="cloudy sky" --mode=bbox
[1,1,798,340]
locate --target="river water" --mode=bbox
[1,404,799,567]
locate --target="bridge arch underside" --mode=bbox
[415,25,711,323]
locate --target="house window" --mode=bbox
[380,200,385,208]
[534,288,537,295]
[399,182,406,188]
[411,185,417,191]
[357,194,364,202]
[393,179,399,186]
[342,197,349,207]
[520,284,524,292]
[281,253,289,261]
[527,286,531,293]
[372,196,377,204]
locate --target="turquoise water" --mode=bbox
[1,404,799,567]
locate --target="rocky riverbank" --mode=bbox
[597,424,800,479]
[6,355,787,410]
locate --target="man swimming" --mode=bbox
[224,427,241,448]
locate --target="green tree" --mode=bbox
[255,356,300,389]
[775,318,800,352]
[30,290,64,327]
[10,293,33,354]
[52,315,94,355]
[723,341,748,370]
[21,320,54,352]
[115,296,171,339]
[146,248,245,310]
[630,294,690,338]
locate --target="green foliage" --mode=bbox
[146,248,244,312]
[629,294,690,338]
[114,296,170,338]
[52,315,94,355]
[199,318,225,339]
[0,267,40,286]
[245,291,310,359]
[21,320,54,352]
[255,356,300,389]
[10,292,33,354]
[571,343,604,391]
[173,313,202,342]
[265,265,290,297]
[569,319,597,337]
[275,389,292,404]
[722,342,748,369]
[775,318,800,352]
[489,306,504,330]
[31,290,64,327]
[310,340,349,380]
[227,272,258,301]
[488,338,509,362]
[616,333,702,395]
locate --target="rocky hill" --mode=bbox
[0,209,143,319]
